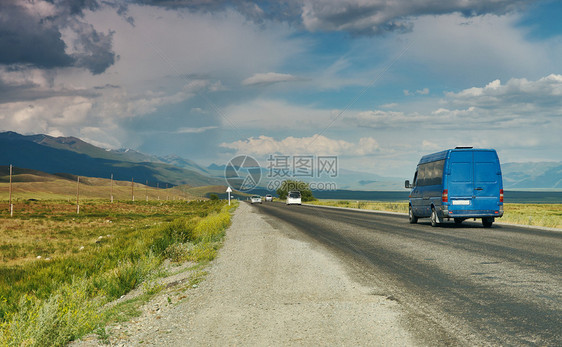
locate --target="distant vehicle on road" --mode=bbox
[265,194,273,202]
[250,195,262,204]
[405,147,503,227]
[286,191,302,205]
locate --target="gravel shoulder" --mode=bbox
[75,202,416,346]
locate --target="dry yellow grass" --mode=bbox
[500,204,562,229]
[309,200,562,229]
[0,176,195,202]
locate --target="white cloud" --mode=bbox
[381,103,398,108]
[224,99,338,129]
[242,72,299,86]
[220,134,380,156]
[348,74,562,131]
[445,74,562,106]
[421,140,442,151]
[177,126,218,134]
[403,88,429,96]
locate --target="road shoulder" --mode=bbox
[75,202,417,346]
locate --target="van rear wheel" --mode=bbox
[430,207,439,227]
[482,217,494,228]
[409,205,418,224]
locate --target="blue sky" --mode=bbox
[1,0,561,178]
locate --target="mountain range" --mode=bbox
[0,131,560,190]
[0,131,221,187]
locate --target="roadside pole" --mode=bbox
[110,173,114,203]
[131,177,134,202]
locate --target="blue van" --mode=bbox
[405,147,504,227]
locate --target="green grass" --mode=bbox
[307,200,561,229]
[0,199,236,346]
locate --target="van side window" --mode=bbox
[416,160,445,186]
[432,160,445,185]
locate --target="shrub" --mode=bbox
[0,279,103,347]
[209,194,219,201]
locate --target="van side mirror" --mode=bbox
[405,180,412,189]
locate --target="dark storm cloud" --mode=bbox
[0,2,73,69]
[128,0,302,24]
[0,0,115,74]
[126,0,539,36]
[301,0,540,36]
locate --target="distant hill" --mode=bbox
[0,131,222,187]
[158,155,210,175]
[502,162,562,189]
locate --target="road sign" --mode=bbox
[226,186,232,205]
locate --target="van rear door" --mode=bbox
[448,150,474,203]
[473,150,501,210]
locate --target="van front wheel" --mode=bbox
[430,207,439,227]
[409,205,418,224]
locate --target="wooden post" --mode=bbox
[131,177,134,202]
[110,173,114,203]
[9,164,13,217]
[166,183,168,201]
[157,182,159,200]
[146,180,148,202]
[76,176,80,214]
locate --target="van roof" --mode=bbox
[418,148,497,165]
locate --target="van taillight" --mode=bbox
[442,189,448,202]
[500,189,504,203]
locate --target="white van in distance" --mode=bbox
[286,191,302,205]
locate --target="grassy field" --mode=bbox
[309,200,562,229]
[0,198,236,346]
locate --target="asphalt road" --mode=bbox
[251,201,562,346]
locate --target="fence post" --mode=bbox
[9,164,13,217]
[76,176,80,214]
